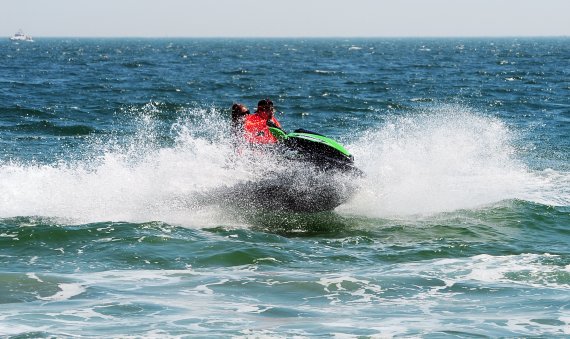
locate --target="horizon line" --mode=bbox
[4,35,570,39]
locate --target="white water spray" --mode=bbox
[340,105,569,217]
[0,104,568,224]
[0,106,251,225]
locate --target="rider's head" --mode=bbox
[231,103,249,121]
[257,99,274,119]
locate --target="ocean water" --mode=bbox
[0,38,569,337]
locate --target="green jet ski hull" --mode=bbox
[269,127,360,174]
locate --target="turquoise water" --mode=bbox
[0,38,569,337]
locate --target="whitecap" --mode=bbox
[39,283,86,301]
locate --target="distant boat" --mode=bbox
[9,29,34,42]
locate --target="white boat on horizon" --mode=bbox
[9,29,34,42]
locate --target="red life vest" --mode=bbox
[243,113,282,144]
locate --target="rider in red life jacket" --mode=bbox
[243,99,282,144]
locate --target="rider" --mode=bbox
[242,99,282,144]
[231,103,250,137]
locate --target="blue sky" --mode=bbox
[2,0,569,37]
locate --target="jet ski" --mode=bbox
[268,127,362,176]
[185,125,362,213]
[221,126,361,212]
